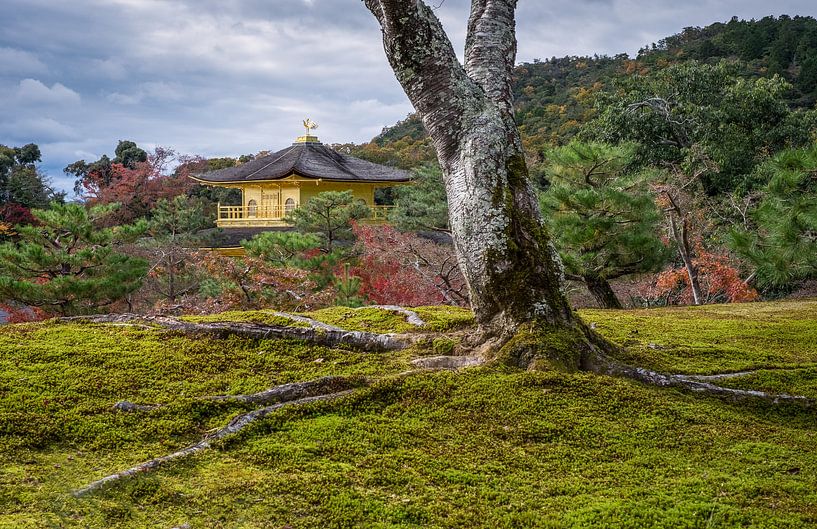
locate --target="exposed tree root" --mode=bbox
[681,366,815,381]
[484,321,815,408]
[411,355,484,369]
[73,390,356,497]
[66,308,814,499]
[113,401,159,413]
[205,376,365,405]
[109,377,367,413]
[269,311,347,332]
[681,370,762,381]
[364,306,427,327]
[74,362,488,497]
[60,314,411,352]
[585,353,816,408]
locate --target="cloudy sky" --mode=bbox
[2,0,816,193]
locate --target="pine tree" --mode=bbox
[242,231,323,267]
[141,196,212,303]
[0,203,147,315]
[541,142,671,308]
[286,191,370,252]
[730,145,817,288]
[392,164,449,232]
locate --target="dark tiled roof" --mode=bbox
[194,142,411,184]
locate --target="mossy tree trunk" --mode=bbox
[364,0,581,346]
[584,274,623,309]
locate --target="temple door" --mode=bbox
[262,191,280,218]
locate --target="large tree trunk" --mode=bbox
[364,0,576,341]
[584,274,623,309]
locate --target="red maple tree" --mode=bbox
[352,224,467,307]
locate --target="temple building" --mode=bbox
[191,121,411,231]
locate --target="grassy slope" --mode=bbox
[1,302,816,528]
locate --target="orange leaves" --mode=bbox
[650,250,759,305]
[0,304,46,323]
[80,148,194,224]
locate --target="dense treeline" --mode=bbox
[354,16,817,171]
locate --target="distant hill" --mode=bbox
[351,15,817,169]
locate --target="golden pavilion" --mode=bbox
[191,120,411,229]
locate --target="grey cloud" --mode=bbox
[0,118,80,144]
[0,47,48,75]
[16,79,81,105]
[1,0,816,194]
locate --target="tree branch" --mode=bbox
[465,0,517,111]
[363,0,482,165]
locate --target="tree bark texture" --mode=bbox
[584,274,623,309]
[364,0,574,335]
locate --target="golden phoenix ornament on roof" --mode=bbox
[303,118,319,136]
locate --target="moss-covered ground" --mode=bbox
[1,301,816,528]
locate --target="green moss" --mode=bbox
[711,367,817,399]
[2,301,817,527]
[580,300,817,374]
[303,306,474,334]
[496,324,586,372]
[305,307,415,333]
[432,337,457,355]
[412,306,475,331]
[180,311,310,327]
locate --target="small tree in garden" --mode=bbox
[195,252,326,312]
[287,191,370,252]
[730,145,817,288]
[353,224,468,307]
[540,142,671,308]
[195,231,343,312]
[392,165,450,233]
[0,203,147,315]
[334,263,364,307]
[0,203,37,229]
[141,196,212,303]
[243,230,344,291]
[649,249,759,305]
[242,231,323,267]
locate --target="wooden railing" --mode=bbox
[216,204,395,226]
[217,204,294,221]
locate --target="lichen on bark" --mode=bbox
[364,0,611,366]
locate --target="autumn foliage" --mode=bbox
[650,249,759,305]
[352,224,467,307]
[0,303,46,323]
[192,250,335,313]
[0,203,37,227]
[79,148,195,224]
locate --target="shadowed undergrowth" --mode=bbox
[1,301,816,528]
